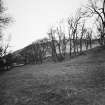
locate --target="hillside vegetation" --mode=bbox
[0,46,105,105]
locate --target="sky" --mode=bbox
[4,0,87,51]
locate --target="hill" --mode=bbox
[0,45,105,105]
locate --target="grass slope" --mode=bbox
[0,46,105,105]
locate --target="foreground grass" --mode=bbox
[0,46,105,105]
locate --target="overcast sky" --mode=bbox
[4,0,87,51]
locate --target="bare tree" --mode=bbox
[31,41,45,64]
[83,0,105,45]
[68,17,73,57]
[87,28,93,48]
[48,28,57,62]
[84,28,93,50]
[37,38,49,63]
[79,21,87,52]
[0,0,12,57]
[80,23,85,52]
[20,38,49,65]
[55,26,66,61]
[0,43,9,57]
[68,9,82,56]
[95,17,104,44]
[62,33,67,57]
[31,42,38,64]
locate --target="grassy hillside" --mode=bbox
[0,45,105,105]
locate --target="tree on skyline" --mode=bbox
[83,0,105,45]
[0,0,12,57]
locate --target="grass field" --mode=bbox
[0,45,105,105]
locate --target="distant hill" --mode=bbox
[13,39,99,55]
[12,38,99,64]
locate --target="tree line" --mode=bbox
[0,0,105,69]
